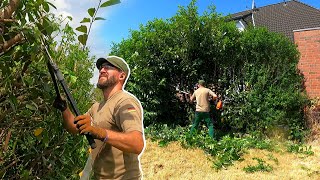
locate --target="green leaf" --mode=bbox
[101,0,121,8]
[9,95,18,112]
[67,16,73,21]
[158,140,168,147]
[21,170,30,179]
[78,34,88,46]
[43,17,54,36]
[80,17,91,23]
[36,23,45,35]
[42,2,50,12]
[88,8,95,17]
[75,25,87,33]
[26,104,37,111]
[28,13,35,22]
[47,1,57,9]
[94,17,106,21]
[70,75,77,84]
[158,78,166,86]
[31,101,39,110]
[43,82,51,92]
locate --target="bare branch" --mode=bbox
[0,0,20,19]
[0,18,16,23]
[0,32,24,54]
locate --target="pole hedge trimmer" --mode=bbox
[40,37,96,149]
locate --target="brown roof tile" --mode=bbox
[231,0,320,41]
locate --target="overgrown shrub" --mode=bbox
[222,27,309,140]
[110,0,308,139]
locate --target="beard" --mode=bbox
[97,75,118,89]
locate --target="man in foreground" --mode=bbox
[54,56,145,179]
[189,80,217,138]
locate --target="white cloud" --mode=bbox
[48,0,125,85]
[50,0,70,10]
[49,0,91,27]
[49,0,115,50]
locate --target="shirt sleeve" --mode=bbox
[208,89,217,98]
[86,106,93,117]
[114,98,143,133]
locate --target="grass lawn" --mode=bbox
[140,139,320,180]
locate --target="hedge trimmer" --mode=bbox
[40,37,96,149]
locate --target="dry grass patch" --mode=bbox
[140,139,320,180]
[141,140,215,179]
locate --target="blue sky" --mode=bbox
[50,0,320,83]
[94,0,319,55]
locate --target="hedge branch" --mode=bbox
[0,32,24,54]
[0,18,16,23]
[0,0,20,19]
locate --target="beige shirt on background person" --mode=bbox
[192,87,217,112]
[87,90,144,179]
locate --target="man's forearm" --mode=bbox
[93,128,144,155]
[61,107,78,134]
[73,115,145,154]
[190,95,195,103]
[213,95,217,101]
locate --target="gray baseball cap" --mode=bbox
[198,80,205,86]
[96,56,129,76]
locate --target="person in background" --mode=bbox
[189,80,217,138]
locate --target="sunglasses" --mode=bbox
[99,63,120,71]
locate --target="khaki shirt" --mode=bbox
[192,87,217,112]
[87,90,143,179]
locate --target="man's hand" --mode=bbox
[74,115,103,139]
[53,96,67,112]
[74,115,93,134]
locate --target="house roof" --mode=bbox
[231,0,320,41]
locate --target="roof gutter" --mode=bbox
[293,27,320,32]
[230,13,252,21]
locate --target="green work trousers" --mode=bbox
[190,111,214,138]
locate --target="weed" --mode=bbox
[267,153,279,165]
[243,158,273,173]
[286,142,314,155]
